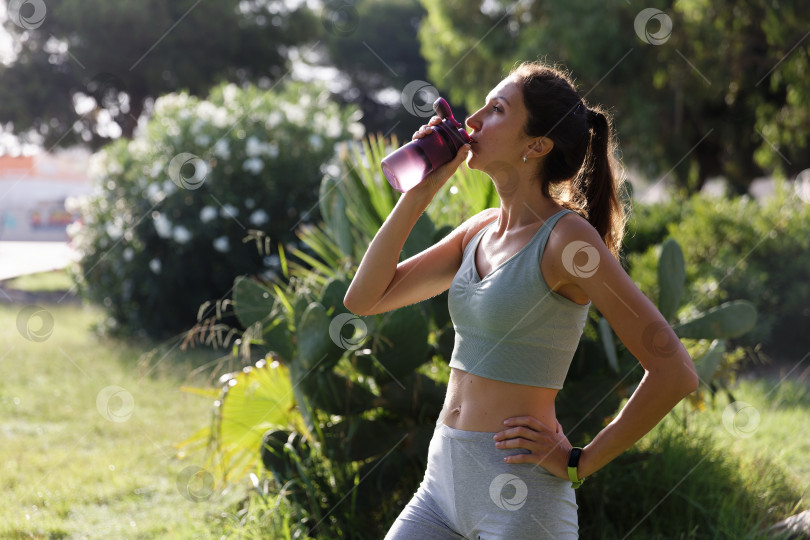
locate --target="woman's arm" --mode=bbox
[494,215,698,479]
[344,137,475,316]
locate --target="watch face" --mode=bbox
[568,447,583,467]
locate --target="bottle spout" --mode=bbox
[433,97,454,121]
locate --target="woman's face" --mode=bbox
[465,77,533,174]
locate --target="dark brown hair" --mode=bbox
[510,61,626,257]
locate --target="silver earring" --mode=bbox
[523,155,527,164]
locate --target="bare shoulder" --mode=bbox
[458,207,499,251]
[542,211,611,294]
[549,211,604,247]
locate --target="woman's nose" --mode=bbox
[466,114,480,131]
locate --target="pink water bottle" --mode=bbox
[381,97,471,193]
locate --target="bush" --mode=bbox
[626,185,810,357]
[69,81,361,338]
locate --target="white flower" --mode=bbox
[200,206,217,223]
[249,209,269,226]
[173,225,192,244]
[213,236,230,253]
[195,134,211,147]
[266,111,283,129]
[146,183,166,204]
[242,157,264,174]
[267,143,279,159]
[106,222,123,240]
[220,204,238,218]
[148,161,163,178]
[308,134,324,151]
[123,247,134,261]
[264,254,281,267]
[153,213,172,238]
[246,136,262,157]
[149,258,162,273]
[213,139,230,159]
[222,83,238,105]
[162,179,177,196]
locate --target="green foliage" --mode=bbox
[418,0,810,190]
[183,134,495,538]
[0,0,317,149]
[69,81,360,338]
[627,186,810,356]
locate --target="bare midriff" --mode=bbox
[439,368,559,433]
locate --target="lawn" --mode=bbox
[0,300,240,539]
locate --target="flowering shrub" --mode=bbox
[69,81,362,337]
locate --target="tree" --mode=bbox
[418,0,810,192]
[0,0,316,151]
[319,0,437,143]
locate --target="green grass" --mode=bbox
[577,377,808,539]
[3,299,807,539]
[3,270,75,292]
[0,302,243,539]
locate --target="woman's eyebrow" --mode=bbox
[486,95,511,106]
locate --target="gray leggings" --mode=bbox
[385,423,578,539]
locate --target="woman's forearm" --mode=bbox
[577,360,698,479]
[343,190,432,315]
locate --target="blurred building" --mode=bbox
[0,150,91,242]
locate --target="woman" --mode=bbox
[343,61,698,539]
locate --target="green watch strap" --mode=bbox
[567,447,585,489]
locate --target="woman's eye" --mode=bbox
[492,105,501,112]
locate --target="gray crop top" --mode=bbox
[447,209,590,389]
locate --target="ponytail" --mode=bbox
[578,108,625,257]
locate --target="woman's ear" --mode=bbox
[529,137,554,158]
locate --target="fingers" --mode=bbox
[411,116,443,140]
[503,415,555,433]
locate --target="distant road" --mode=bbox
[0,241,78,280]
